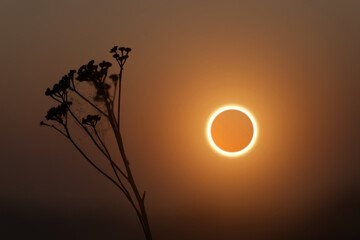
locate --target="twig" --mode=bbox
[73,89,109,117]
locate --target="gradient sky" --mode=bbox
[1,1,359,239]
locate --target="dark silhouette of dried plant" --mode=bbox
[40,46,152,239]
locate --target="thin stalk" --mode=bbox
[73,89,109,117]
[92,126,129,192]
[41,123,67,138]
[104,83,152,240]
[66,107,126,178]
[117,67,123,125]
[63,125,126,194]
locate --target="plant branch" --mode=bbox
[65,105,128,182]
[73,89,109,117]
[41,122,67,138]
[103,76,152,239]
[92,125,128,183]
[42,47,152,240]
[49,95,63,104]
[117,67,123,126]
[63,125,128,196]
[66,107,111,159]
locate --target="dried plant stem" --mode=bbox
[105,89,152,239]
[42,46,152,240]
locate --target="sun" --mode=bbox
[207,105,257,157]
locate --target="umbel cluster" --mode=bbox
[41,46,131,127]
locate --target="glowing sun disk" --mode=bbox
[207,105,257,157]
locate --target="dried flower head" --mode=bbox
[82,114,101,126]
[110,46,118,53]
[45,102,72,123]
[109,74,118,82]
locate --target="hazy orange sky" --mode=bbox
[0,1,359,239]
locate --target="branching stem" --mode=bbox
[42,47,152,240]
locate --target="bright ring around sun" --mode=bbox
[207,105,257,157]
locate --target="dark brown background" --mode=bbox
[1,0,359,239]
